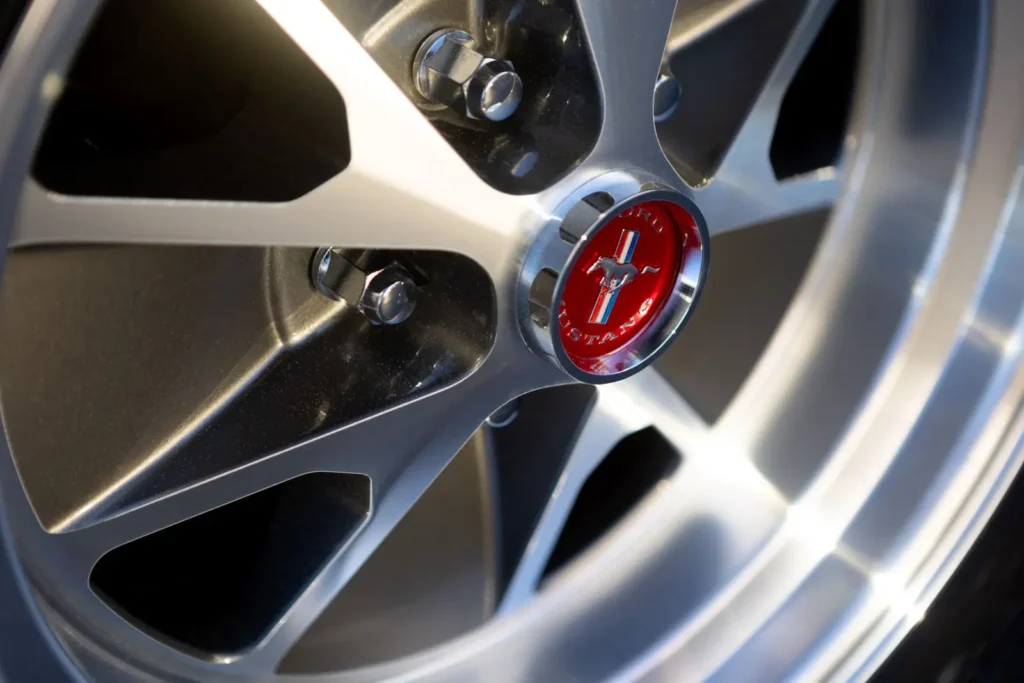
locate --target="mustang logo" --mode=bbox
[586,230,660,324]
[587,259,661,292]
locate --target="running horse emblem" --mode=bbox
[586,229,660,324]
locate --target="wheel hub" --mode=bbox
[523,182,709,383]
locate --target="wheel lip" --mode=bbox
[545,187,710,384]
[0,0,100,681]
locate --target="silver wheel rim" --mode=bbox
[2,1,1023,681]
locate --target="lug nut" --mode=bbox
[359,266,418,325]
[653,67,681,122]
[414,29,523,122]
[311,248,418,326]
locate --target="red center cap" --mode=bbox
[557,199,702,374]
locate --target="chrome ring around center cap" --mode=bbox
[519,175,710,384]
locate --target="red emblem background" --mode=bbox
[558,199,699,374]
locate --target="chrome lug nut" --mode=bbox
[359,265,418,326]
[311,248,418,326]
[414,29,523,122]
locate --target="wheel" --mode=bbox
[0,0,1022,681]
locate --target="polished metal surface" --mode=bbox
[278,433,498,672]
[359,264,418,325]
[1,1,1023,683]
[311,246,363,303]
[466,62,522,121]
[414,28,523,122]
[652,68,681,123]
[683,0,842,234]
[312,248,419,325]
[485,398,520,428]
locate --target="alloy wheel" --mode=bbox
[1,0,1023,681]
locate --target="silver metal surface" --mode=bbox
[687,0,842,236]
[485,399,520,428]
[466,61,522,121]
[311,247,422,327]
[1,1,1023,683]
[652,69,681,122]
[414,28,522,122]
[279,432,498,672]
[359,265,418,325]
[311,247,365,303]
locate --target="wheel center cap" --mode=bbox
[558,199,698,369]
[521,182,709,383]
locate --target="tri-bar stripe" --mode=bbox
[588,230,638,324]
[589,289,619,324]
[614,230,638,263]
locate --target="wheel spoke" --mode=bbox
[51,363,517,558]
[232,361,558,673]
[10,334,559,673]
[576,0,680,162]
[498,369,713,614]
[667,0,761,53]
[694,0,842,235]
[11,0,535,277]
[698,168,840,236]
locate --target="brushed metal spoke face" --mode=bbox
[667,0,762,52]
[278,434,498,674]
[677,0,846,236]
[498,371,705,614]
[89,472,373,656]
[574,0,679,167]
